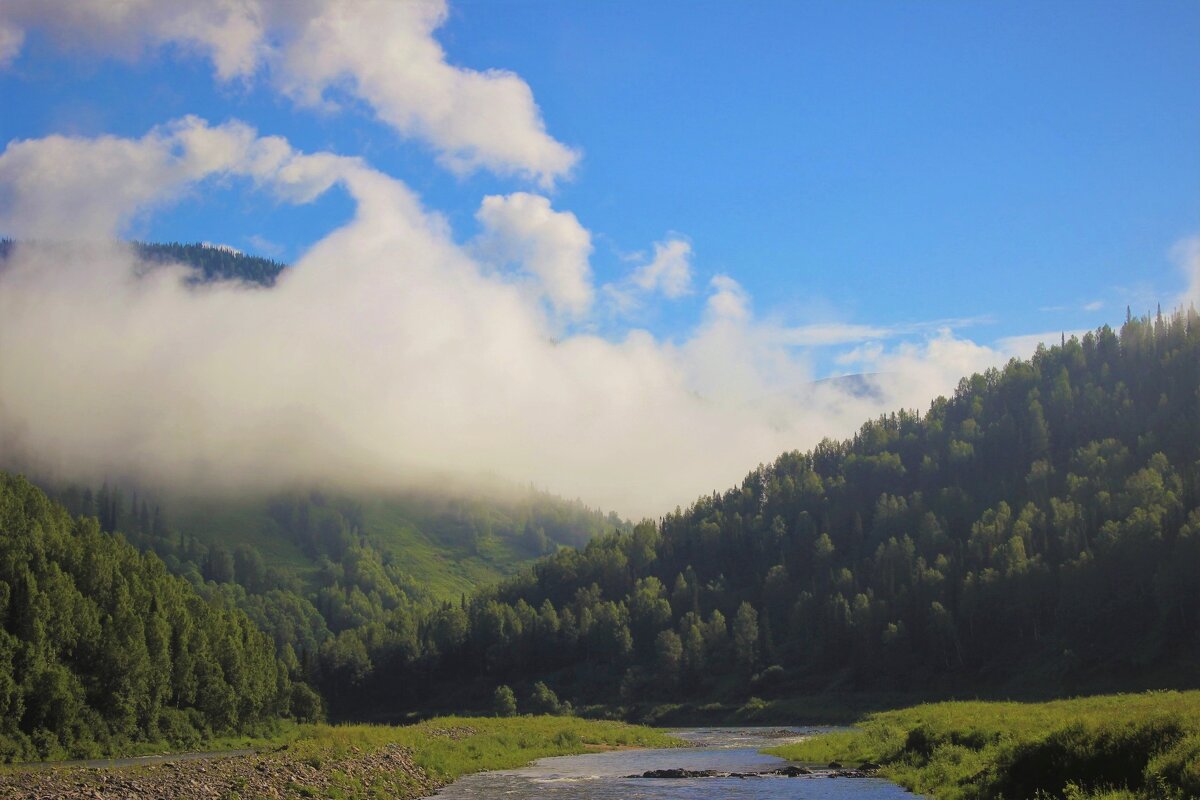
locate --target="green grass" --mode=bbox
[171,494,543,601]
[625,691,938,727]
[765,690,1200,800]
[2,716,678,800]
[283,715,681,783]
[172,496,318,578]
[358,498,519,599]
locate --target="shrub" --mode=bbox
[986,718,1187,799]
[289,683,324,724]
[528,682,562,715]
[492,685,517,717]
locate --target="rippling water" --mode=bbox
[424,727,913,799]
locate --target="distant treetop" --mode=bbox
[0,238,287,287]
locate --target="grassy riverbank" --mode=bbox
[287,716,680,785]
[611,691,937,726]
[765,690,1200,800]
[0,716,679,799]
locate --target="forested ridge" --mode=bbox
[131,241,286,285]
[359,309,1199,713]
[0,475,311,760]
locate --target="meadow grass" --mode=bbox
[281,715,680,783]
[765,690,1200,800]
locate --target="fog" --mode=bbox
[0,2,1046,516]
[0,118,1026,517]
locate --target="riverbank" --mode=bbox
[765,690,1200,800]
[0,716,679,799]
[610,691,937,726]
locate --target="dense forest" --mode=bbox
[0,472,618,759]
[0,475,314,760]
[343,309,1198,714]
[42,485,625,712]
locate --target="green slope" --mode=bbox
[165,488,621,602]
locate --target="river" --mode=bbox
[423,727,913,799]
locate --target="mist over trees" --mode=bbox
[44,483,624,717]
[349,309,1199,711]
[131,242,287,286]
[2,302,1195,742]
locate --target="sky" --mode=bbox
[0,0,1197,517]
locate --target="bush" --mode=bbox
[528,682,562,715]
[156,708,203,749]
[493,685,517,717]
[986,718,1187,799]
[289,683,325,724]
[1144,733,1200,799]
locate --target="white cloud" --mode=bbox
[706,274,750,322]
[246,234,285,260]
[0,22,23,67]
[775,322,892,346]
[200,241,241,255]
[835,342,884,365]
[0,0,265,79]
[475,192,594,318]
[0,0,577,185]
[996,329,1090,357]
[1083,300,1104,312]
[0,116,358,240]
[603,236,694,313]
[0,121,1038,518]
[1172,235,1200,309]
[273,1,578,186]
[631,238,693,298]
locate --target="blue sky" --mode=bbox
[0,1,1197,512]
[4,1,1196,352]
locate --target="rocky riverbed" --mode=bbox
[0,742,442,800]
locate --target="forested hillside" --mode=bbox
[38,484,623,717]
[0,475,310,761]
[356,310,1199,713]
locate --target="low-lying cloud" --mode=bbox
[0,119,1030,517]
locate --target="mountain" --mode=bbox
[350,309,1199,713]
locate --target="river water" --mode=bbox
[423,727,913,799]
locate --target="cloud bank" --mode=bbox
[0,120,1024,516]
[1174,236,1200,310]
